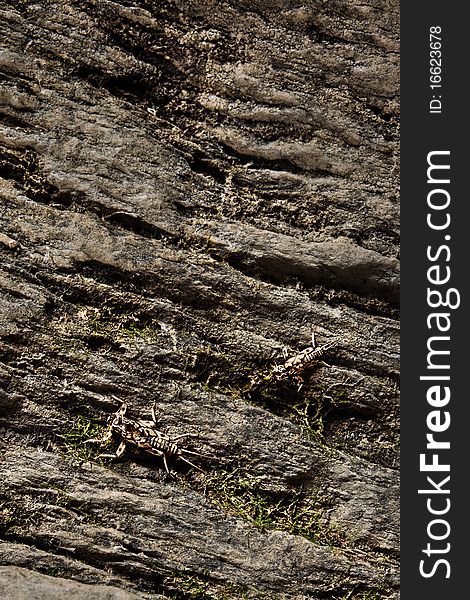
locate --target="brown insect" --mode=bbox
[273,332,336,389]
[86,401,207,473]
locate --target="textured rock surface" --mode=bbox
[1,1,399,598]
[0,566,150,600]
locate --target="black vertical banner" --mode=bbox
[401,4,468,598]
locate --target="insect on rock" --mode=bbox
[86,401,208,473]
[273,332,337,389]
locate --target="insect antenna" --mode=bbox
[179,455,206,472]
[171,432,198,442]
[181,448,212,459]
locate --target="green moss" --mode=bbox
[162,572,216,599]
[340,589,386,600]
[59,414,108,463]
[187,347,254,395]
[35,566,79,581]
[187,347,354,443]
[198,460,345,548]
[75,305,160,343]
[187,347,295,409]
[154,567,259,599]
[292,381,354,441]
[0,497,40,538]
[162,568,387,600]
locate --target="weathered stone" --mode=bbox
[1,0,399,598]
[0,566,153,599]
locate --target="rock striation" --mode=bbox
[1,1,399,598]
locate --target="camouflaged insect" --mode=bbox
[86,401,206,473]
[273,333,336,388]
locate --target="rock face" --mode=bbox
[1,1,399,598]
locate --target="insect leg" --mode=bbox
[162,452,170,474]
[96,439,126,460]
[84,437,102,444]
[97,452,120,459]
[144,447,169,473]
[115,440,127,457]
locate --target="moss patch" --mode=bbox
[187,346,356,443]
[59,414,108,463]
[197,459,345,548]
[340,589,386,600]
[156,567,275,599]
[75,304,161,344]
[0,496,40,538]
